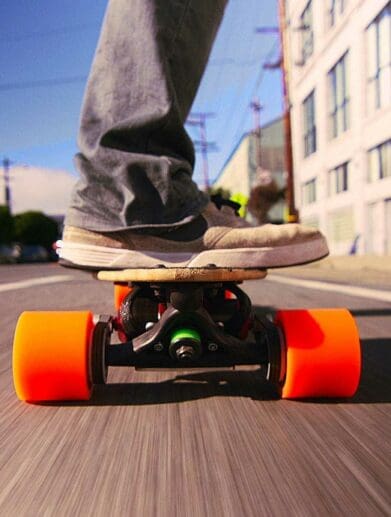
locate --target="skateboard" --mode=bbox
[12,267,361,402]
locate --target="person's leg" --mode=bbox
[61,0,329,270]
[66,0,227,231]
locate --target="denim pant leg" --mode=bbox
[65,0,228,232]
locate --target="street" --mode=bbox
[0,263,390,516]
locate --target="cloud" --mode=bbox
[2,166,77,215]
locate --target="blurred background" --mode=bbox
[0,0,390,262]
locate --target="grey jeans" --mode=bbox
[65,0,227,232]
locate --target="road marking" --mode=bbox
[0,275,74,293]
[267,274,391,303]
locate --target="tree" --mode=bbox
[13,211,59,250]
[0,205,14,243]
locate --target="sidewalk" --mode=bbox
[273,255,391,290]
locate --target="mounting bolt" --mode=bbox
[176,345,196,360]
[208,343,218,352]
[154,343,164,352]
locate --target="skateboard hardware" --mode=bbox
[12,268,361,402]
[102,282,271,370]
[169,328,202,361]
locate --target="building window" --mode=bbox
[328,208,355,245]
[329,162,349,195]
[328,52,349,138]
[303,90,317,157]
[367,3,391,112]
[368,140,391,182]
[328,0,345,28]
[300,1,314,64]
[301,217,319,229]
[386,199,391,255]
[302,178,317,205]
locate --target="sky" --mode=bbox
[0,0,283,213]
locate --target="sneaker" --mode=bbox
[59,202,329,270]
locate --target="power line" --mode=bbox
[0,23,99,42]
[209,57,266,67]
[0,75,87,92]
[230,38,280,148]
[187,113,217,190]
[0,58,264,93]
[0,58,265,95]
[252,39,280,99]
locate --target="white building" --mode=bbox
[285,0,391,255]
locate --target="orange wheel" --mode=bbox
[275,309,361,399]
[114,284,132,311]
[13,311,94,402]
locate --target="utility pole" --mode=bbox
[187,113,217,191]
[2,157,12,214]
[256,0,299,222]
[250,97,262,170]
[278,0,298,222]
[250,98,273,186]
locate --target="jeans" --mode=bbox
[65,0,228,232]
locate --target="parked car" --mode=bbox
[14,244,49,263]
[0,244,19,264]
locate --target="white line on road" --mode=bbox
[0,275,75,293]
[2,272,390,303]
[267,275,391,303]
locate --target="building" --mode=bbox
[213,117,287,223]
[285,0,391,255]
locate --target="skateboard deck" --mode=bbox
[97,267,267,283]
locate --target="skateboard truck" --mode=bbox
[12,268,361,402]
[96,282,278,378]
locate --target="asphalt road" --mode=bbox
[0,263,390,516]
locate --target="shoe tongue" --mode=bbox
[153,214,208,242]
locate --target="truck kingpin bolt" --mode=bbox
[176,345,195,360]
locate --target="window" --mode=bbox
[368,140,391,182]
[328,0,345,28]
[367,3,391,112]
[328,52,349,138]
[328,208,355,244]
[302,178,317,205]
[303,90,317,157]
[301,217,319,229]
[329,162,349,195]
[300,1,314,64]
[386,199,391,255]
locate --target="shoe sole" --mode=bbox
[59,237,329,270]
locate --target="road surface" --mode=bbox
[0,263,390,516]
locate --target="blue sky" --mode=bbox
[0,0,282,189]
